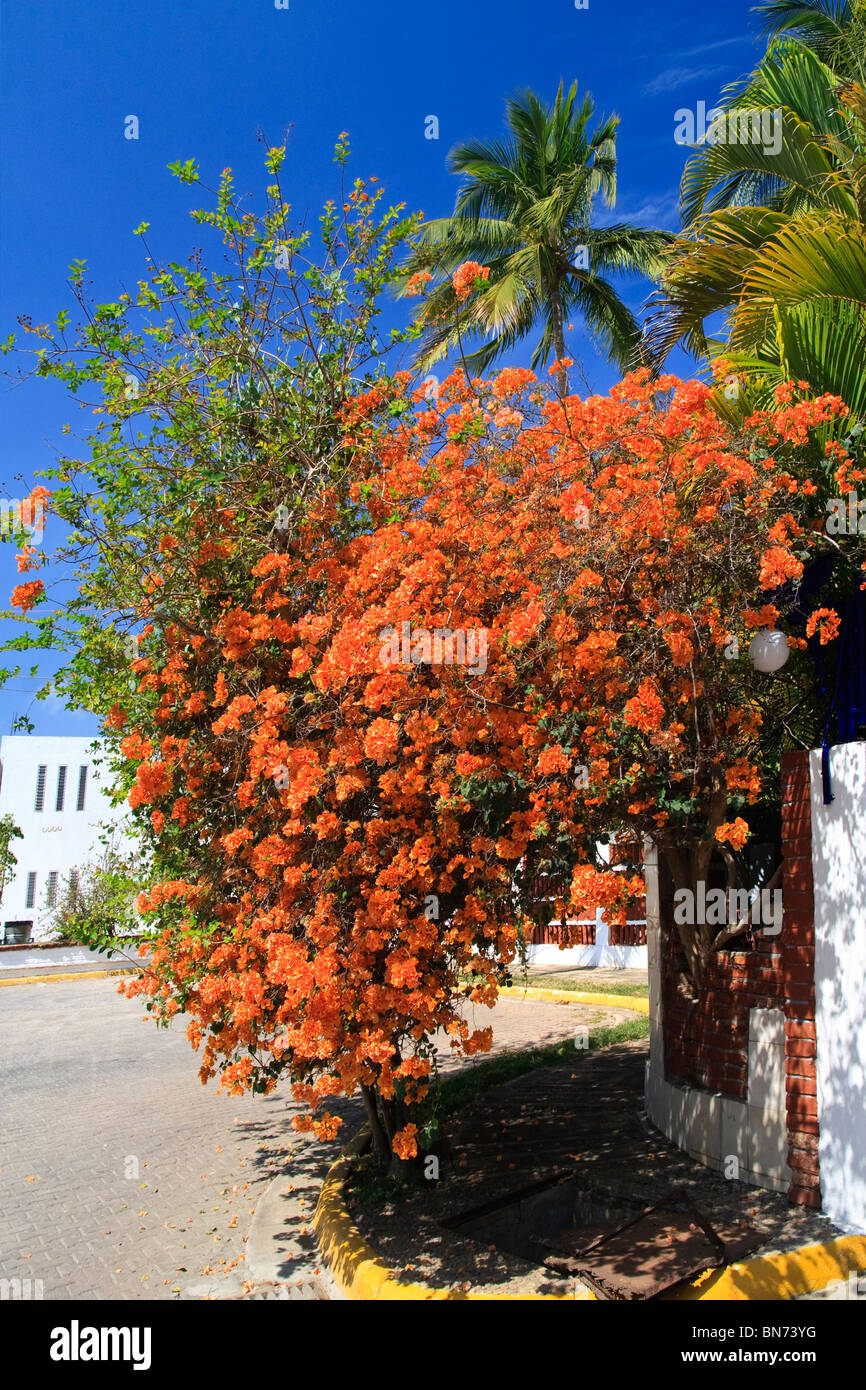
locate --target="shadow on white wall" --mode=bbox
[811,744,866,1233]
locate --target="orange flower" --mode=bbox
[455,752,486,776]
[805,607,841,646]
[312,1114,343,1141]
[537,745,572,776]
[715,818,750,851]
[623,681,665,733]
[759,546,803,588]
[391,1124,418,1160]
[742,605,779,629]
[128,761,171,808]
[725,760,761,797]
[406,270,433,296]
[463,1026,493,1056]
[16,547,39,573]
[492,366,536,397]
[664,631,694,668]
[106,704,128,731]
[10,580,44,612]
[451,261,489,301]
[363,717,400,765]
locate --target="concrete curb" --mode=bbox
[0,968,138,987]
[245,1161,343,1299]
[313,987,866,1301]
[499,983,650,1015]
[664,1237,866,1300]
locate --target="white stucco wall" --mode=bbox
[0,942,139,972]
[810,743,866,1232]
[0,736,130,941]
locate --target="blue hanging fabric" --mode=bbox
[821,737,834,806]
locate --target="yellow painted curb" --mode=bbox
[499,983,650,1016]
[665,1236,866,1301]
[0,968,137,987]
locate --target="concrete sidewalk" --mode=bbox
[1,974,623,1302]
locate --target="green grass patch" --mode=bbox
[345,1156,405,1209]
[521,976,649,999]
[459,971,649,1000]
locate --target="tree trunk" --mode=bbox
[660,839,707,996]
[379,1091,420,1180]
[361,1083,390,1166]
[550,279,569,396]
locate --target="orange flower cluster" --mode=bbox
[10,580,44,613]
[451,261,490,301]
[406,270,433,297]
[715,819,751,852]
[624,681,665,733]
[805,607,841,646]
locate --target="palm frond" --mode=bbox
[680,43,853,225]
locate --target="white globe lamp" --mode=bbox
[748,629,790,673]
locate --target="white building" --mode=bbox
[0,736,130,942]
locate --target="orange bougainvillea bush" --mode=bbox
[72,363,849,1159]
[7,158,858,1161]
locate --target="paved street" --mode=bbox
[0,975,627,1301]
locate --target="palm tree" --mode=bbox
[646,42,866,419]
[400,82,673,394]
[755,0,866,83]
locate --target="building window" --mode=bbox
[34,766,47,812]
[76,766,88,811]
[56,767,67,813]
[46,872,58,908]
[25,872,36,909]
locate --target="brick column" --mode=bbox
[780,751,821,1207]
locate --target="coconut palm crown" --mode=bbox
[400,81,673,394]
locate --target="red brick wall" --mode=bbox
[780,753,821,1208]
[529,920,649,946]
[662,751,821,1208]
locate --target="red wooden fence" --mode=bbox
[528,841,647,946]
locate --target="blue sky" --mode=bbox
[0,0,766,735]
